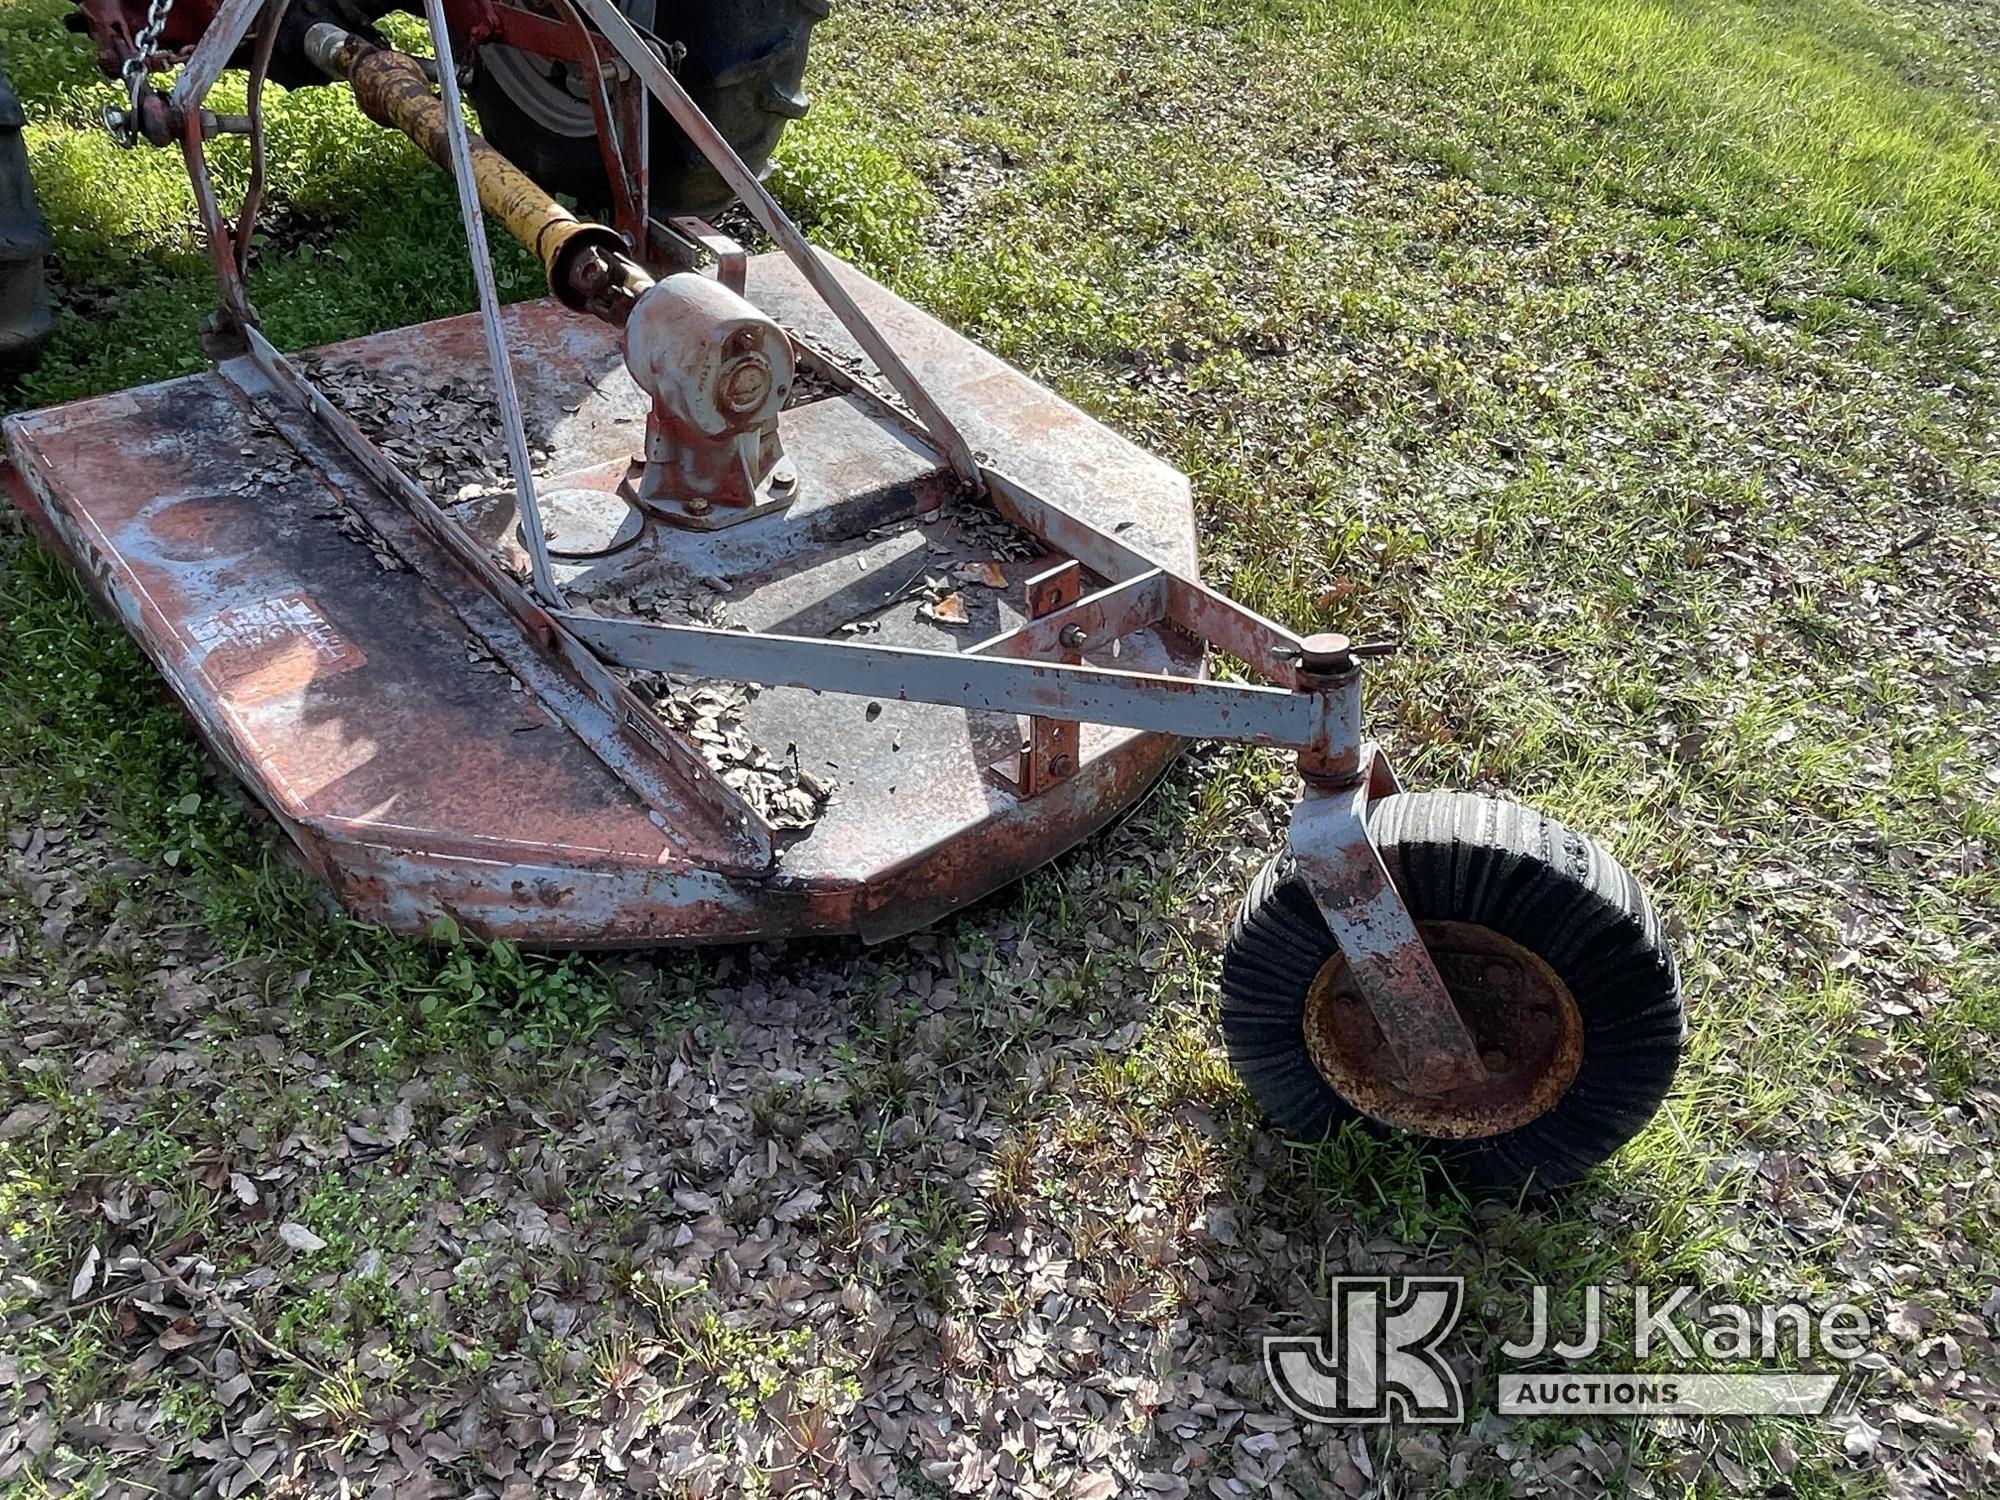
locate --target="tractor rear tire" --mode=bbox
[0,66,54,374]
[468,0,825,219]
[1220,791,1684,1191]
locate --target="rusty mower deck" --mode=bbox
[4,255,1203,945]
[2,0,1686,1185]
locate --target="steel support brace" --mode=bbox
[970,570,1169,661]
[978,472,1307,685]
[1287,750,1485,1096]
[556,612,1356,751]
[1021,560,1083,792]
[172,0,269,109]
[421,0,562,603]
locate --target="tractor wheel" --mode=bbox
[0,66,54,373]
[468,0,825,219]
[1220,791,1684,1190]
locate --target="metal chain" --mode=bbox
[118,0,178,127]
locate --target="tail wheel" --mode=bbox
[468,0,825,218]
[1221,791,1684,1189]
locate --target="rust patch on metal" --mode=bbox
[1021,559,1082,795]
[1288,769,1486,1095]
[1,257,1209,946]
[1304,919,1584,1139]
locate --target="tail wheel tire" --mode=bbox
[1220,791,1684,1189]
[0,67,54,374]
[468,0,825,219]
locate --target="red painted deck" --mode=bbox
[2,255,1202,946]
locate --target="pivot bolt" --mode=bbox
[1059,625,1089,649]
[1288,633,1400,675]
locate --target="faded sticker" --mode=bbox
[190,592,366,703]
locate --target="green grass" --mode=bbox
[1319,0,2000,287]
[1,0,1997,1494]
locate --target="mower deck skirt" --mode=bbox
[1,254,1204,946]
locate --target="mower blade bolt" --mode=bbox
[1059,625,1088,648]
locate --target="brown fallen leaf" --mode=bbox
[0,1103,51,1139]
[923,593,971,626]
[956,561,1009,589]
[158,1319,203,1350]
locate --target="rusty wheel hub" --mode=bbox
[1304,920,1584,1139]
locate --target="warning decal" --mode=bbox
[189,592,366,703]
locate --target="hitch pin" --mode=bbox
[103,95,255,147]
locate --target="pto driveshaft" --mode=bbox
[303,24,651,324]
